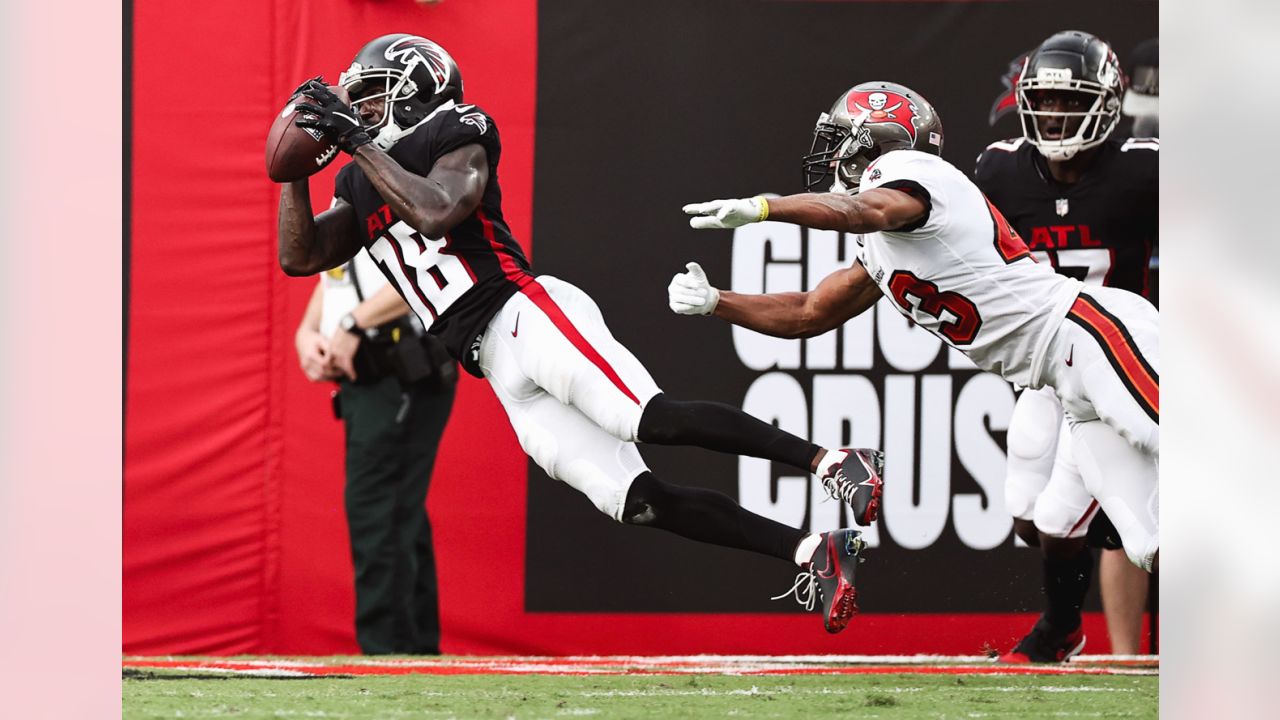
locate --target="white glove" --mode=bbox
[682,196,769,230]
[668,262,720,316]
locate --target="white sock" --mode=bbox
[794,533,824,566]
[815,449,848,478]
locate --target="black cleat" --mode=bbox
[773,529,866,634]
[998,615,1086,663]
[820,449,885,526]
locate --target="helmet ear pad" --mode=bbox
[390,89,461,131]
[834,143,884,191]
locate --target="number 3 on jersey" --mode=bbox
[368,220,477,321]
[887,270,983,345]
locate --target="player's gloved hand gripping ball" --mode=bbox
[682,196,770,229]
[266,77,356,183]
[668,262,720,316]
[294,80,373,155]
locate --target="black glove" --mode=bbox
[289,75,324,100]
[294,81,373,155]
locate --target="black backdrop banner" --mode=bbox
[527,0,1156,613]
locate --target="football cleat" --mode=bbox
[820,449,885,526]
[997,615,1087,663]
[772,529,866,634]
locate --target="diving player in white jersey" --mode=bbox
[670,82,1159,584]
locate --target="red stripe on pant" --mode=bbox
[1068,297,1159,419]
[519,280,641,405]
[1069,499,1100,536]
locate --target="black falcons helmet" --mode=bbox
[802,81,944,193]
[1016,30,1124,161]
[338,33,464,150]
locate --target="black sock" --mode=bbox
[621,472,805,562]
[636,394,823,473]
[1043,545,1094,631]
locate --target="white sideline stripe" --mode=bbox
[575,686,1131,698]
[281,653,1156,666]
[140,665,313,677]
[130,654,1157,669]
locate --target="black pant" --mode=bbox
[340,375,455,655]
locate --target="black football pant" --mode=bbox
[341,375,455,655]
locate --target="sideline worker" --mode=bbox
[295,248,457,654]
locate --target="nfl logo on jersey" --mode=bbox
[1055,198,1069,217]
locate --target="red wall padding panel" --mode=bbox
[125,0,536,655]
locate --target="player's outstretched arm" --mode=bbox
[684,188,926,234]
[351,143,489,240]
[668,261,882,339]
[277,185,363,276]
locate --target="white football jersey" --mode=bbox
[855,150,1083,388]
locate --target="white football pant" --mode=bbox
[1040,286,1160,570]
[480,275,662,521]
[1005,386,1099,540]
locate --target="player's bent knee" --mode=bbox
[635,394,680,444]
[1004,476,1041,521]
[1033,501,1086,542]
[1124,532,1159,572]
[1012,518,1040,547]
[513,423,637,521]
[561,459,635,521]
[607,405,647,444]
[1126,540,1158,572]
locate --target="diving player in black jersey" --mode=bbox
[975,30,1158,662]
[275,34,881,634]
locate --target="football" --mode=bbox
[265,84,349,183]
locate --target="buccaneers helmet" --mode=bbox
[338,34,465,150]
[1016,30,1124,161]
[802,81,944,193]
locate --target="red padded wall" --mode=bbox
[125,0,536,655]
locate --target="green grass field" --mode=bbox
[124,666,1158,719]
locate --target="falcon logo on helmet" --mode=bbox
[384,36,453,95]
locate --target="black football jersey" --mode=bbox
[334,102,533,371]
[974,136,1158,297]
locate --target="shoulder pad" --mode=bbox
[423,102,500,163]
[983,137,1027,153]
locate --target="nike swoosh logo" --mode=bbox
[1065,345,1074,367]
[816,538,840,579]
[512,313,521,338]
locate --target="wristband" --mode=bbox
[756,196,770,222]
